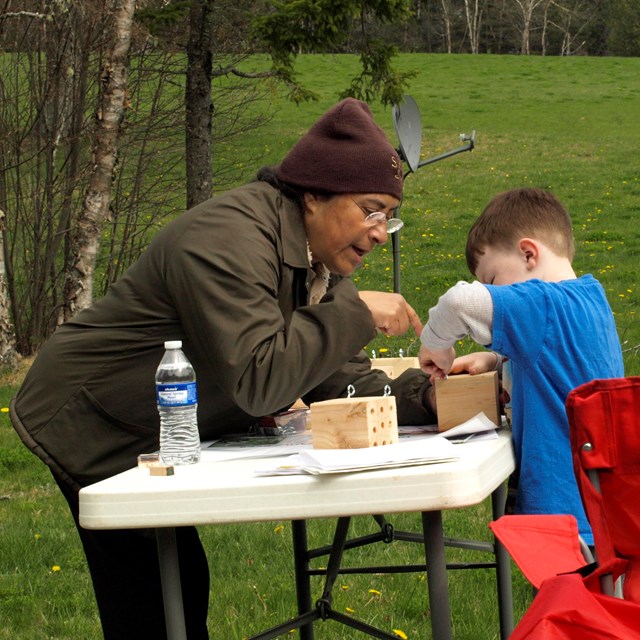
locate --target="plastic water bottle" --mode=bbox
[156,340,201,465]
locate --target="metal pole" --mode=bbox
[156,527,187,640]
[421,510,453,640]
[491,483,515,639]
[392,230,401,294]
[292,520,314,640]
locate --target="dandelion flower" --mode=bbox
[1,407,8,413]
[345,607,355,614]
[393,630,408,639]
[368,589,381,597]
[52,565,61,572]
[273,524,285,535]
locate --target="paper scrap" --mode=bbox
[440,412,499,441]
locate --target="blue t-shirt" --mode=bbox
[486,274,623,544]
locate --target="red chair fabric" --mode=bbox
[490,377,640,638]
[567,376,640,602]
[509,573,640,640]
[488,515,587,589]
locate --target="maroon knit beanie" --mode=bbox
[275,98,403,200]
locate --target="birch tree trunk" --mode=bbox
[0,209,17,366]
[441,0,453,53]
[63,0,136,320]
[463,0,484,53]
[513,0,545,54]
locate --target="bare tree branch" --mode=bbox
[0,12,48,21]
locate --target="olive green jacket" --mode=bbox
[11,181,435,489]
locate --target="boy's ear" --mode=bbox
[518,238,539,270]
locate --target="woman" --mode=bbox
[10,98,437,639]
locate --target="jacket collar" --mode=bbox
[278,191,313,270]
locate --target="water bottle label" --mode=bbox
[156,382,198,406]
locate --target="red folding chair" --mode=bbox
[567,376,640,602]
[489,377,640,639]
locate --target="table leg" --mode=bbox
[292,520,314,640]
[156,527,187,640]
[491,483,514,639]
[421,510,452,640]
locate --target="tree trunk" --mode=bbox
[0,209,17,366]
[441,0,453,53]
[63,0,136,320]
[464,0,484,53]
[514,0,545,54]
[186,0,214,209]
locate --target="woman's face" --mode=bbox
[303,193,401,277]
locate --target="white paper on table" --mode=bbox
[441,412,499,442]
[399,413,499,443]
[200,432,313,462]
[254,434,458,476]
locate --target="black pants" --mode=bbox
[53,473,210,639]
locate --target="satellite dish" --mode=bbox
[389,95,475,294]
[392,95,422,173]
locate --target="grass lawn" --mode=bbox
[2,52,639,638]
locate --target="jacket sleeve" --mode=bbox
[302,351,437,426]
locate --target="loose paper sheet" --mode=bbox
[200,432,312,462]
[399,412,499,442]
[254,434,458,476]
[200,413,498,467]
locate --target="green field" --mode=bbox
[1,53,639,639]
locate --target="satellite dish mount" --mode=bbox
[389,95,476,292]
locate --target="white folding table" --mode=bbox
[80,430,516,639]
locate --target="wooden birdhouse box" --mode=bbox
[434,371,500,432]
[371,356,420,379]
[309,395,399,449]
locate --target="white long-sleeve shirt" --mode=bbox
[420,281,494,349]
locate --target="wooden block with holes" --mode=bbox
[371,364,396,378]
[371,357,419,379]
[434,371,500,432]
[308,396,398,449]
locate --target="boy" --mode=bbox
[418,188,623,544]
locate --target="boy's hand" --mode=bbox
[450,351,499,375]
[418,345,455,379]
[452,351,511,411]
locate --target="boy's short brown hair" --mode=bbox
[465,188,575,274]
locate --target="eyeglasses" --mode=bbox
[351,199,404,234]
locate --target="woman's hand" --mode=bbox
[358,291,422,337]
